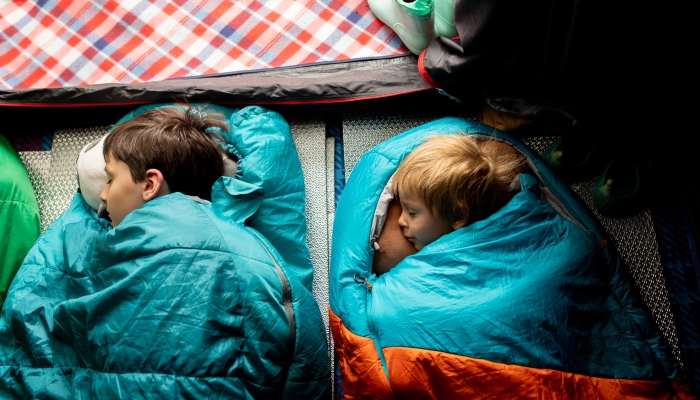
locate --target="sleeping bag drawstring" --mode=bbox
[354,274,373,291]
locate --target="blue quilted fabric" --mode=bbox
[0,105,329,399]
[330,117,681,389]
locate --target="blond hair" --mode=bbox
[392,134,524,225]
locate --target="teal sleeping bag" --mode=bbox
[329,118,691,398]
[0,105,330,399]
[112,104,315,291]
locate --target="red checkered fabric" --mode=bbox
[0,0,409,89]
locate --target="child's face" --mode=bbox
[397,191,454,251]
[100,153,146,227]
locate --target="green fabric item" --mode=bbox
[0,135,40,307]
[399,0,433,16]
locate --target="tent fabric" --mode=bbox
[0,135,41,307]
[0,0,408,90]
[329,117,691,398]
[0,105,330,398]
[0,56,431,106]
[0,1,429,107]
[652,199,700,391]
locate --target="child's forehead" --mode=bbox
[398,191,424,207]
[104,150,125,164]
[104,152,114,168]
[104,152,125,172]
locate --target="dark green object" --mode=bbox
[543,134,607,182]
[591,157,646,217]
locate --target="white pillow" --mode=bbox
[76,135,108,211]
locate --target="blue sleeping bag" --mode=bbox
[112,103,315,291]
[329,118,692,398]
[0,104,330,399]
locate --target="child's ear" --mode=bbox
[451,217,468,230]
[142,169,170,201]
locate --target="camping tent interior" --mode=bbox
[1,0,697,395]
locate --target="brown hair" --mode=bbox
[392,134,524,225]
[103,106,228,201]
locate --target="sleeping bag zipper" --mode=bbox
[252,234,296,357]
[360,273,393,388]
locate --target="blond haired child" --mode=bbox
[373,135,525,274]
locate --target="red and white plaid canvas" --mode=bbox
[0,0,409,89]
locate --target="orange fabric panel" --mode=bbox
[672,377,697,400]
[329,308,395,399]
[384,347,695,400]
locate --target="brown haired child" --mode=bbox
[100,106,228,226]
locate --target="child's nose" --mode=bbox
[397,211,407,229]
[99,186,108,202]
